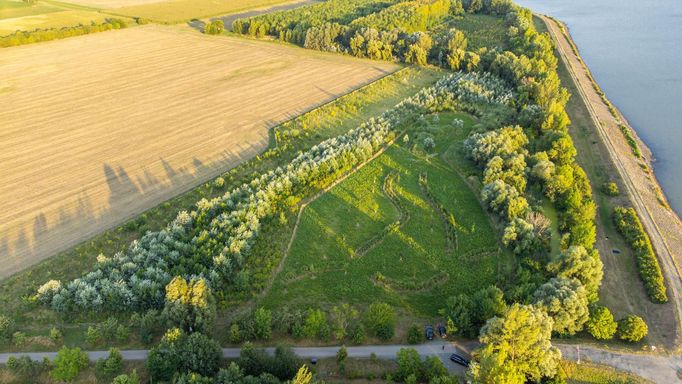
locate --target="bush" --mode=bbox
[617,315,648,342]
[112,370,140,384]
[49,327,63,343]
[204,19,224,35]
[95,348,123,380]
[602,182,619,196]
[7,356,44,380]
[303,309,328,339]
[350,323,366,344]
[12,331,27,346]
[254,307,273,340]
[423,137,435,152]
[239,342,300,381]
[0,315,13,339]
[147,330,221,381]
[51,347,89,382]
[407,324,422,344]
[613,207,667,303]
[586,306,617,340]
[365,302,396,340]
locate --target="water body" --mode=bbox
[515,0,682,215]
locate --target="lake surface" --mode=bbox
[515,0,682,215]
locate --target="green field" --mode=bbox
[110,0,300,24]
[262,111,513,314]
[0,0,111,36]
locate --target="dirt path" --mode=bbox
[540,15,682,349]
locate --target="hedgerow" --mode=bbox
[0,19,128,48]
[613,207,667,303]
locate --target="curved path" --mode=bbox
[540,14,682,344]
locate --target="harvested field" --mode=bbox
[109,0,303,23]
[0,25,399,279]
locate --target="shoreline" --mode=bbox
[540,14,682,350]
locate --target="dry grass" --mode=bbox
[0,25,398,279]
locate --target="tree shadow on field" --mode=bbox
[187,19,205,33]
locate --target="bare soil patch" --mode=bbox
[0,25,398,279]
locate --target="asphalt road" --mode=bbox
[2,342,680,381]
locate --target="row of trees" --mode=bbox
[231,302,396,343]
[613,206,668,303]
[36,70,513,313]
[0,19,128,48]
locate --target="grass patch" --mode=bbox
[436,13,508,51]
[0,66,442,352]
[561,361,652,384]
[262,111,513,315]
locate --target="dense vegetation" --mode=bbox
[613,206,667,303]
[0,18,128,48]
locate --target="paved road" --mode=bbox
[540,15,682,343]
[3,342,681,381]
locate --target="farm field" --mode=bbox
[262,111,514,315]
[0,0,112,35]
[0,25,399,280]
[109,0,306,23]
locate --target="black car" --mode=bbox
[437,323,447,338]
[450,353,470,367]
[425,325,434,340]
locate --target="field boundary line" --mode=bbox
[540,15,682,344]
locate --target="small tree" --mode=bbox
[112,370,140,384]
[85,326,101,346]
[254,307,273,340]
[95,348,123,380]
[365,302,396,340]
[618,315,648,342]
[229,323,242,343]
[204,20,224,35]
[50,327,63,343]
[396,348,423,382]
[337,345,348,363]
[407,324,422,344]
[586,306,617,340]
[51,346,89,382]
[303,309,327,339]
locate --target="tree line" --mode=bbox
[0,19,129,48]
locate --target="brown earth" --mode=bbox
[0,25,398,279]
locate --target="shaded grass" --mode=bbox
[262,112,513,315]
[0,66,442,352]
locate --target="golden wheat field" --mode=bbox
[0,25,399,279]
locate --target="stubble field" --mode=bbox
[0,25,398,279]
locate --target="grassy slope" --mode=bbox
[533,16,676,348]
[0,66,442,353]
[262,111,512,315]
[434,13,508,51]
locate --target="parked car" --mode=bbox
[450,353,470,367]
[425,325,434,340]
[437,323,447,338]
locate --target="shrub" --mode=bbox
[7,356,43,380]
[365,302,396,340]
[95,348,123,380]
[0,315,14,339]
[86,326,102,346]
[51,347,89,382]
[613,207,667,303]
[350,323,366,344]
[303,309,328,339]
[617,315,648,342]
[49,327,63,343]
[602,182,619,196]
[423,137,435,152]
[12,331,27,346]
[229,323,242,343]
[407,324,422,344]
[112,370,140,384]
[585,306,617,340]
[254,307,273,340]
[204,20,225,35]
